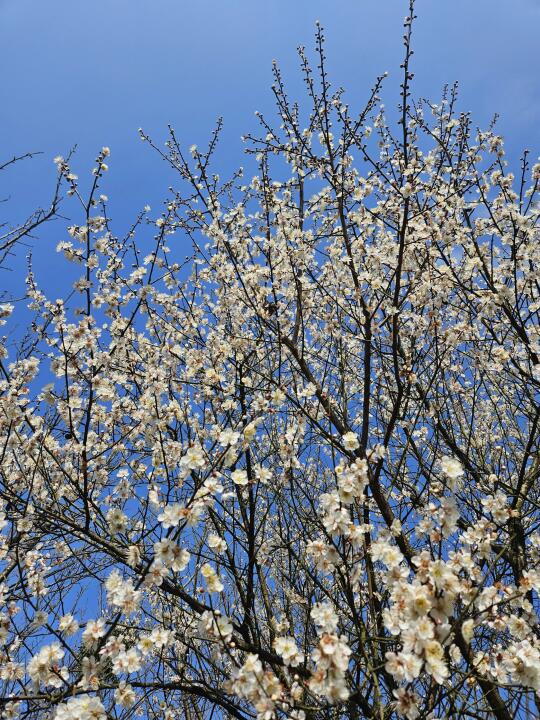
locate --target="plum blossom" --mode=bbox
[54,696,106,720]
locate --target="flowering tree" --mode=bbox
[2,8,540,720]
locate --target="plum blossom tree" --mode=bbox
[2,6,540,720]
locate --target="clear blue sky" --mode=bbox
[1,0,539,299]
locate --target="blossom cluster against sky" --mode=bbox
[1,0,539,297]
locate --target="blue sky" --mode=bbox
[1,0,539,299]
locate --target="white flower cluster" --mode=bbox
[200,610,233,643]
[105,570,141,613]
[54,695,106,720]
[308,603,352,703]
[28,643,68,688]
[230,654,283,720]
